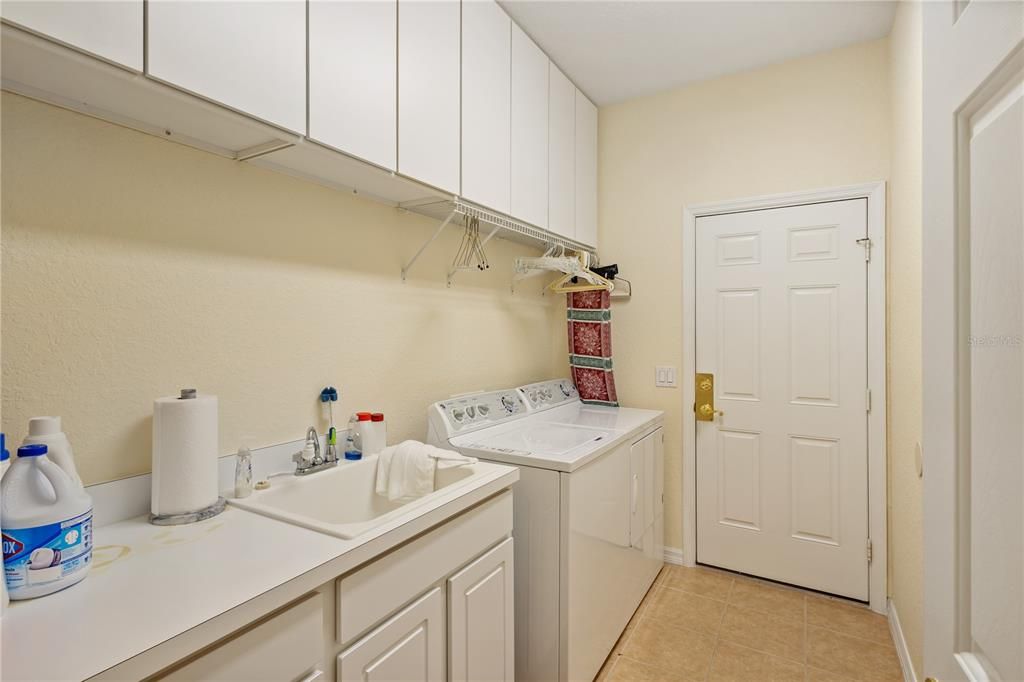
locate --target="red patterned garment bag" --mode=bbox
[566,289,618,406]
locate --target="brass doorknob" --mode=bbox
[698,404,724,418]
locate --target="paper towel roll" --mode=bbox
[151,390,219,517]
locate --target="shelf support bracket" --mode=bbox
[446,223,501,287]
[401,208,458,281]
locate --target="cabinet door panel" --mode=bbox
[1,0,142,70]
[548,64,575,239]
[338,587,445,682]
[461,0,511,213]
[448,538,515,682]
[309,0,396,170]
[397,0,460,194]
[147,0,305,133]
[574,89,598,247]
[510,24,548,229]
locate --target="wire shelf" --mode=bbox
[398,197,598,280]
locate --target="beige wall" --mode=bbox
[598,37,888,548]
[1,93,567,485]
[887,1,924,676]
[599,39,890,549]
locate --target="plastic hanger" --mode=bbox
[546,253,614,294]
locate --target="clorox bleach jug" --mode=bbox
[1,444,93,600]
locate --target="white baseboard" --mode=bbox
[663,547,684,565]
[888,598,918,682]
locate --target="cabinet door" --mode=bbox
[159,593,324,681]
[1,0,142,70]
[338,587,445,682]
[309,0,396,170]
[397,0,460,195]
[548,64,575,239]
[574,89,598,247]
[629,439,648,549]
[448,538,515,682]
[510,24,548,229]
[461,0,511,213]
[147,0,305,133]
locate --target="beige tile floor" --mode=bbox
[596,565,904,682]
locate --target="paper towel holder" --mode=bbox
[149,496,226,526]
[149,387,226,526]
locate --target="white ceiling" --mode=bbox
[500,1,897,105]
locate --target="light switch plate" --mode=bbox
[655,366,677,388]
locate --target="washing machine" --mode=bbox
[427,379,664,682]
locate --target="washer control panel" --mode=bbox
[517,379,578,411]
[436,390,527,432]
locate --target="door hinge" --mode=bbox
[866,388,872,413]
[867,539,873,563]
[856,237,872,262]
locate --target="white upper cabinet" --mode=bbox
[510,24,549,230]
[147,0,306,134]
[548,64,575,240]
[397,0,460,195]
[574,89,598,248]
[461,0,511,214]
[1,0,143,71]
[309,0,396,171]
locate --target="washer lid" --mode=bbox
[458,422,614,458]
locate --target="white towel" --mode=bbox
[375,440,478,503]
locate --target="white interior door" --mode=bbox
[923,2,1024,681]
[695,200,870,600]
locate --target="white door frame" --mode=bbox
[681,181,887,614]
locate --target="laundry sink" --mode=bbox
[226,454,503,539]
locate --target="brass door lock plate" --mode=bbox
[695,372,721,421]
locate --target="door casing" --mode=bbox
[680,181,887,614]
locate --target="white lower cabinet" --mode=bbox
[338,587,446,682]
[144,493,514,682]
[157,593,324,682]
[448,537,515,682]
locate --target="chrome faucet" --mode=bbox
[293,426,337,476]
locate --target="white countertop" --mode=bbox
[1,463,518,682]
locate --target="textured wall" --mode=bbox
[886,1,924,675]
[1,93,567,485]
[598,39,891,550]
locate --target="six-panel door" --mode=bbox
[695,199,870,600]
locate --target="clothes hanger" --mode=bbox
[546,253,614,294]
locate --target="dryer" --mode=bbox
[428,379,664,681]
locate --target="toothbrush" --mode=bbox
[320,386,339,460]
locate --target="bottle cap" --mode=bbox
[18,444,48,458]
[371,413,384,422]
[356,412,372,421]
[345,451,362,461]
[28,416,61,437]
